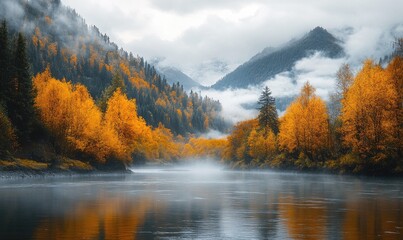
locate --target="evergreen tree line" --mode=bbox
[0,21,36,158]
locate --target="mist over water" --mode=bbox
[0,169,402,239]
[130,160,224,174]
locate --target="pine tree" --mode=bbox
[257,86,278,135]
[8,33,35,143]
[0,20,10,107]
[97,72,126,111]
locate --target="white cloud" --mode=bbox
[293,53,345,101]
[198,52,349,123]
[59,0,403,125]
[197,87,260,124]
[62,0,403,85]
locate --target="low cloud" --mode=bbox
[149,0,265,15]
[63,0,403,86]
[198,24,403,124]
[198,87,260,124]
[198,53,343,123]
[198,130,228,139]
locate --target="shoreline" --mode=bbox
[0,158,132,179]
[0,168,133,179]
[1,159,401,179]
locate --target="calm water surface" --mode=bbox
[0,167,402,239]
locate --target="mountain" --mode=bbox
[212,27,344,89]
[157,66,201,91]
[0,0,228,135]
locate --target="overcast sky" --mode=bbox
[62,0,403,85]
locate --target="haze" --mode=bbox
[63,0,403,85]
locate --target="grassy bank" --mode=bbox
[0,157,134,179]
[0,157,92,176]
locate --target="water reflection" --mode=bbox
[0,171,402,239]
[279,195,327,239]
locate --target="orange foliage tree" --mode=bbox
[385,57,403,163]
[34,69,175,164]
[104,88,155,162]
[151,123,180,161]
[224,119,258,164]
[34,68,122,162]
[248,128,277,162]
[341,60,400,163]
[278,82,329,160]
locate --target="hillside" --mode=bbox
[212,27,344,89]
[0,0,227,135]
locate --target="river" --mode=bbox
[0,165,402,239]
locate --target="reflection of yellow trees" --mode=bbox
[343,198,403,240]
[33,194,162,240]
[278,195,327,240]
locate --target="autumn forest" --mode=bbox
[0,0,402,176]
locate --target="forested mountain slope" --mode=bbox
[0,0,227,135]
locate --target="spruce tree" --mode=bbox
[257,86,278,135]
[97,72,126,111]
[8,33,35,143]
[0,20,10,107]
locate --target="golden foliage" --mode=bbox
[129,76,149,89]
[70,54,77,67]
[152,123,180,161]
[279,82,329,159]
[32,35,39,47]
[248,128,277,161]
[34,69,160,164]
[48,42,57,56]
[341,60,400,160]
[385,57,403,159]
[34,69,115,162]
[181,137,227,159]
[225,119,257,162]
[104,89,155,162]
[119,61,131,77]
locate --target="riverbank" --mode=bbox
[226,157,403,177]
[0,158,132,179]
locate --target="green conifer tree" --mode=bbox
[7,33,35,143]
[257,86,278,135]
[97,72,126,111]
[0,20,10,107]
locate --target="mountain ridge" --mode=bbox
[212,26,344,89]
[156,66,201,91]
